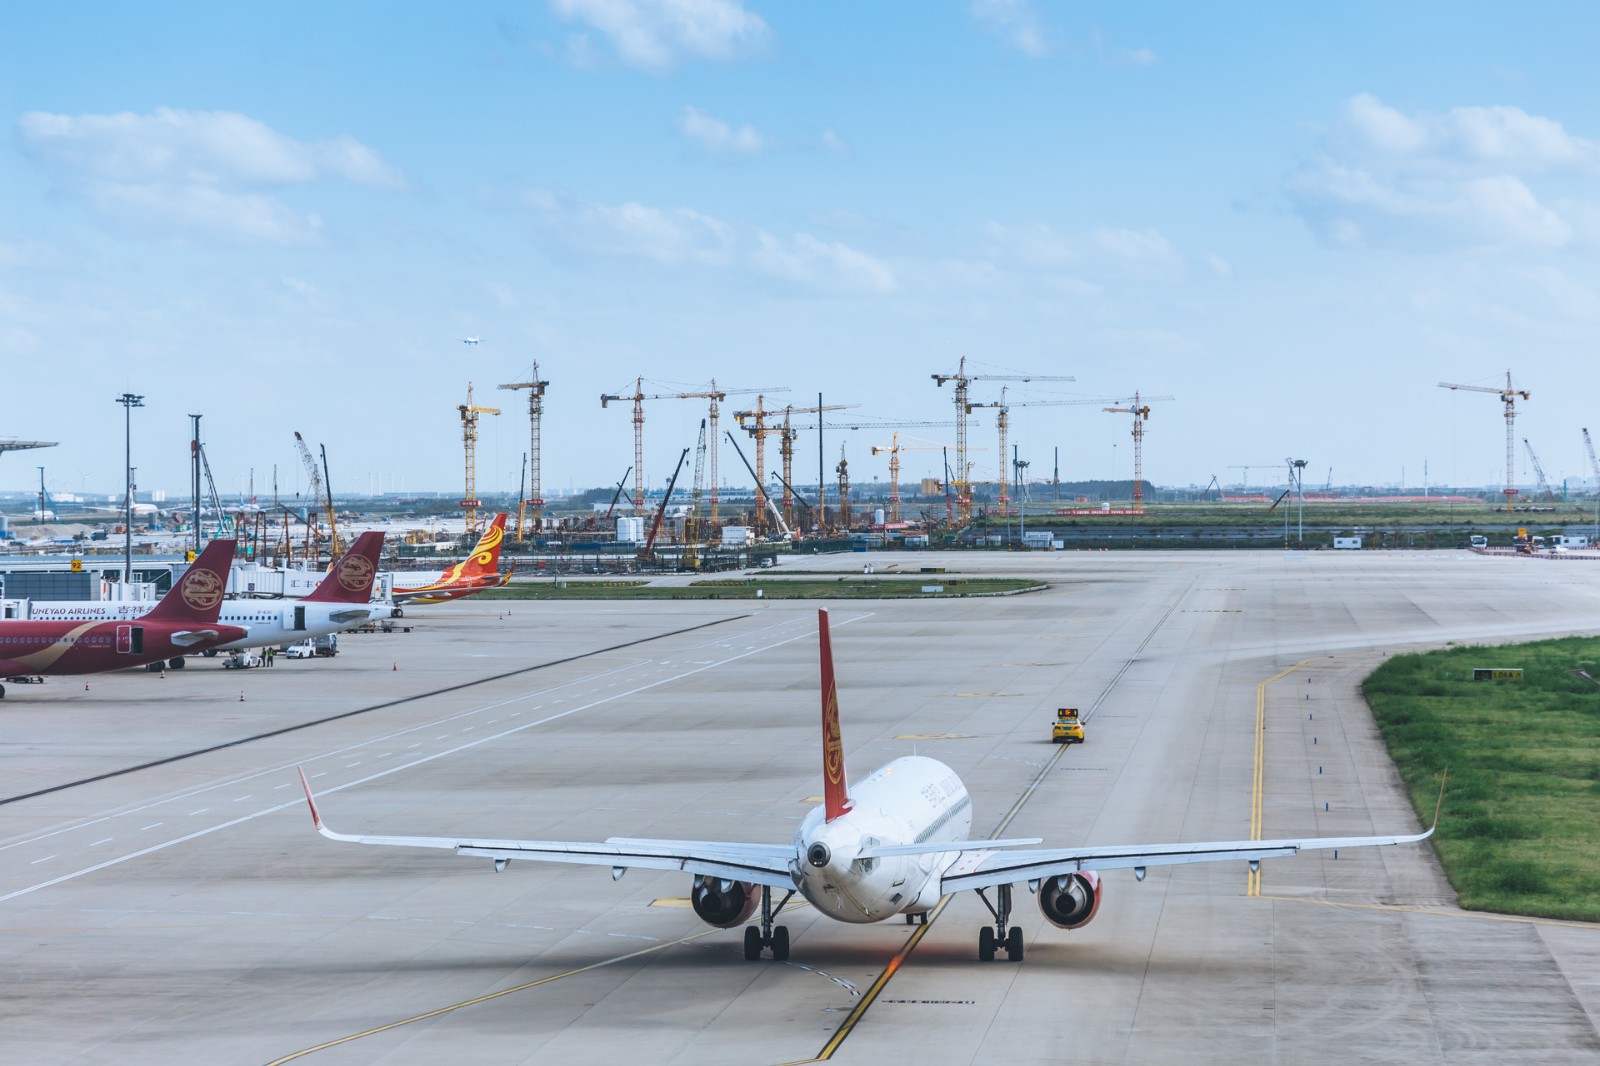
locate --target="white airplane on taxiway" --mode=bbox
[300,609,1438,962]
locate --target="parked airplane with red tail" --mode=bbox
[389,513,513,609]
[0,539,246,698]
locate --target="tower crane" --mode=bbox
[835,444,851,532]
[457,383,501,535]
[932,358,1074,525]
[604,381,787,523]
[827,417,957,528]
[773,402,858,530]
[684,419,708,567]
[1523,439,1555,501]
[1102,392,1175,511]
[966,388,1110,513]
[498,362,549,539]
[1438,370,1529,509]
[870,434,949,524]
[1584,428,1599,491]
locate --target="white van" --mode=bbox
[1469,535,1488,549]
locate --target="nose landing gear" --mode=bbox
[974,883,1024,962]
[744,885,796,961]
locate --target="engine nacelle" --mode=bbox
[690,875,760,929]
[1038,871,1102,930]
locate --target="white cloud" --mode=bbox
[985,221,1184,280]
[970,0,1049,57]
[17,108,405,244]
[519,187,894,293]
[18,109,405,188]
[679,106,765,155]
[1289,94,1600,250]
[751,232,897,293]
[820,128,850,156]
[550,0,770,73]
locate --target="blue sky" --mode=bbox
[3,1,1598,504]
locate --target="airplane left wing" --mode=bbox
[298,770,797,891]
[939,827,1433,894]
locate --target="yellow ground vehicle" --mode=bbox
[1051,707,1084,744]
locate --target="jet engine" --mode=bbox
[1037,871,1102,929]
[691,875,760,928]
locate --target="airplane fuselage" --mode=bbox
[0,618,248,675]
[791,755,970,923]
[21,599,374,651]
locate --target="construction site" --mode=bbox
[5,365,1599,573]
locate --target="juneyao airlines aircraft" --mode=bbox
[388,512,513,609]
[0,539,245,699]
[300,610,1438,963]
[23,532,386,655]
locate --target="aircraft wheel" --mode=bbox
[393,608,405,618]
[203,649,218,658]
[743,925,763,961]
[1006,927,1024,962]
[168,657,186,670]
[771,926,790,961]
[978,926,995,962]
[0,683,6,699]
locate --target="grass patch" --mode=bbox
[1362,636,1600,921]
[476,577,1043,600]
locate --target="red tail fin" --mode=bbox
[143,539,236,624]
[459,513,507,576]
[304,531,384,603]
[819,608,853,822]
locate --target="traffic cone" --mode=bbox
[159,669,166,679]
[85,682,90,690]
[392,662,397,671]
[239,691,245,701]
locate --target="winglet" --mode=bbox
[297,767,324,832]
[818,608,854,822]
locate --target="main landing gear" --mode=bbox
[974,884,1024,962]
[743,885,796,961]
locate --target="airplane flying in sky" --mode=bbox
[0,539,245,699]
[387,513,513,609]
[461,336,482,345]
[22,532,386,654]
[300,609,1437,963]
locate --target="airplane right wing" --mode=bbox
[938,827,1433,894]
[298,770,797,891]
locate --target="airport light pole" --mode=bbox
[117,393,144,599]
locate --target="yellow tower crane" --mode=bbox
[775,403,858,531]
[604,381,786,524]
[1102,392,1174,512]
[869,434,950,525]
[932,358,1074,526]
[457,382,501,535]
[498,362,549,540]
[1438,370,1529,510]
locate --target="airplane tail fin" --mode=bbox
[303,531,384,603]
[143,539,236,624]
[818,608,854,822]
[459,513,507,577]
